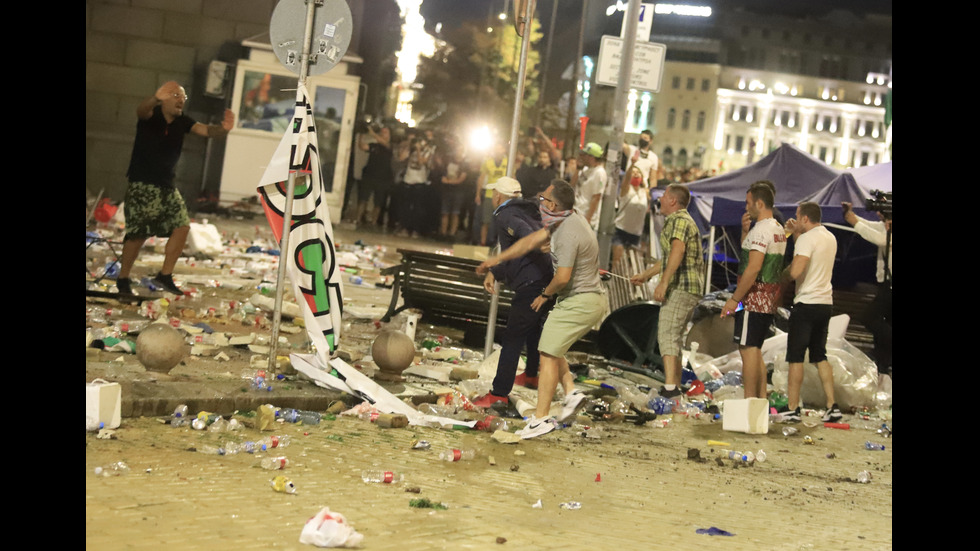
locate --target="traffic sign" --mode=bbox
[595,35,666,93]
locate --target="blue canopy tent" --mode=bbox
[649,145,890,292]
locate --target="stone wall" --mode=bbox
[85,0,277,205]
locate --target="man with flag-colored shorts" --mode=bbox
[115,81,234,296]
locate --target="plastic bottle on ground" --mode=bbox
[208,416,229,432]
[755,449,767,463]
[361,470,403,483]
[258,435,291,450]
[171,404,190,428]
[438,449,475,462]
[720,450,755,464]
[865,441,886,451]
[282,408,321,425]
[228,441,261,454]
[95,461,130,476]
[197,444,229,455]
[782,426,799,436]
[856,470,873,483]
[261,456,289,470]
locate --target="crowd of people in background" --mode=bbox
[341,120,715,247]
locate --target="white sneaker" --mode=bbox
[558,389,587,422]
[517,416,557,439]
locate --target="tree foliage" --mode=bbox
[412,15,544,135]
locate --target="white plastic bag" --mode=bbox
[299,507,364,548]
[185,222,223,256]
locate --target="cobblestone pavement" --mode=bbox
[86,215,892,550]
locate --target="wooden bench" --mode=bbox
[380,249,515,330]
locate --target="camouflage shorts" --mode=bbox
[123,181,190,240]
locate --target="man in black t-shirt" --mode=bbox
[116,81,234,296]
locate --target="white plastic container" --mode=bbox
[86,378,121,431]
[722,398,769,434]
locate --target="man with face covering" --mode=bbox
[622,129,660,187]
[477,180,606,439]
[472,177,555,408]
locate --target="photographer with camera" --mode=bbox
[842,193,891,376]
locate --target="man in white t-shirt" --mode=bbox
[778,201,842,424]
[574,142,606,230]
[622,129,660,187]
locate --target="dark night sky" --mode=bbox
[420,0,892,32]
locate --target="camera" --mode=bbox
[865,189,892,220]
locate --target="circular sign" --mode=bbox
[270,0,353,77]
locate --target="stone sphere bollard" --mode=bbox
[136,323,187,373]
[371,329,416,381]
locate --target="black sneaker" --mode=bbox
[659,386,683,399]
[116,277,134,295]
[152,272,184,295]
[821,404,843,423]
[778,406,801,423]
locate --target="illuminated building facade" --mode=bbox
[596,3,891,172]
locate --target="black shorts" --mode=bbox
[611,227,641,248]
[785,303,833,363]
[732,310,773,349]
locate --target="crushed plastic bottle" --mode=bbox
[94,461,130,476]
[647,395,676,415]
[171,404,190,427]
[720,450,755,464]
[755,449,767,463]
[282,408,321,425]
[361,470,403,483]
[864,441,886,451]
[261,456,289,470]
[258,435,291,450]
[208,417,229,433]
[782,426,799,436]
[438,449,475,462]
[856,470,873,483]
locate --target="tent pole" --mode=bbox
[269,0,316,372]
[705,225,715,295]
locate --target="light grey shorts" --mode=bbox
[657,290,700,357]
[538,292,607,357]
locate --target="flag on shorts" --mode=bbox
[257,83,343,362]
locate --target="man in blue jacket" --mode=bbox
[473,176,555,408]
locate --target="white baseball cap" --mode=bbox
[485,176,522,196]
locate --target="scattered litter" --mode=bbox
[531,499,542,508]
[696,527,735,536]
[271,475,297,494]
[409,498,448,510]
[559,502,582,510]
[299,506,364,548]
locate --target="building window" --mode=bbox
[819,146,827,161]
[667,108,676,129]
[677,148,688,167]
[686,77,695,90]
[735,135,744,152]
[696,111,706,132]
[701,78,710,92]
[682,109,691,130]
[662,146,674,167]
[672,76,681,89]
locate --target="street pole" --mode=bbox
[268,0,317,372]
[597,0,641,270]
[536,0,558,128]
[564,0,588,159]
[485,0,536,358]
